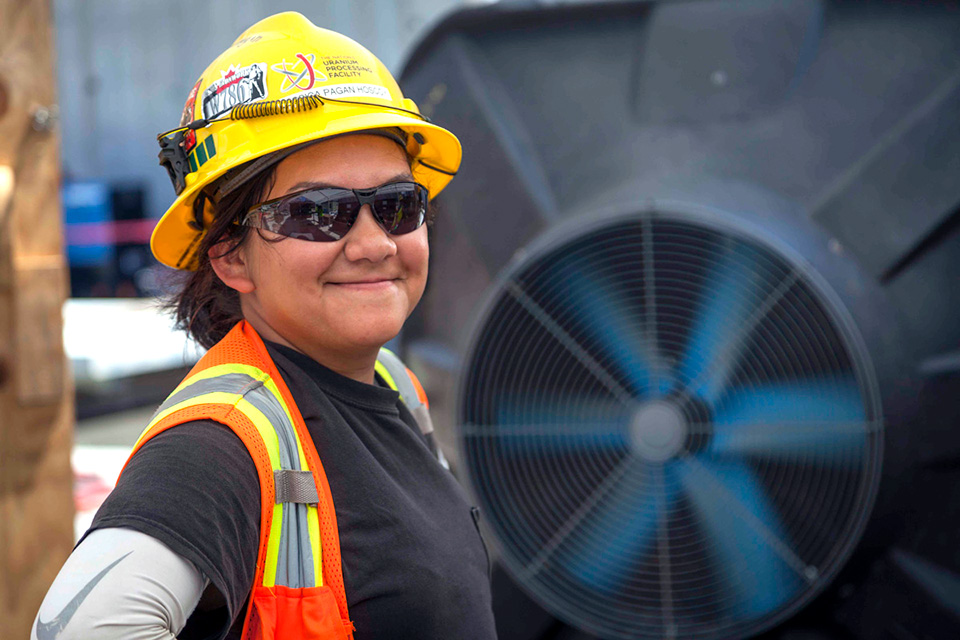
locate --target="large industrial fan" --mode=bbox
[460,208,882,639]
[400,1,960,639]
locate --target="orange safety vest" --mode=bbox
[121,320,433,640]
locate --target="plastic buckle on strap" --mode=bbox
[274,469,319,506]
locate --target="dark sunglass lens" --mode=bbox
[282,190,359,241]
[255,184,426,241]
[373,183,426,234]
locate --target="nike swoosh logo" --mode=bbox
[35,551,133,640]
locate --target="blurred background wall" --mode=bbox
[53,0,472,228]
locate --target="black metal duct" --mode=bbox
[399,2,960,639]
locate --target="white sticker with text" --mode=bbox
[317,83,391,100]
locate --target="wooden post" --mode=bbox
[0,0,75,636]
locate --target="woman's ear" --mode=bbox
[209,240,256,294]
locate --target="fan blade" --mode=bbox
[565,463,674,592]
[547,261,655,396]
[487,399,632,457]
[676,458,801,618]
[711,379,867,463]
[678,243,776,405]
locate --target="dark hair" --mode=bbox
[168,166,277,349]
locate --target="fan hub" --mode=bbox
[629,400,688,462]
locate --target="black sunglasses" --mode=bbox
[242,181,429,242]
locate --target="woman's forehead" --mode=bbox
[271,134,411,195]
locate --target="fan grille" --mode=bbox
[459,213,882,639]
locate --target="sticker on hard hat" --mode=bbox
[187,135,217,174]
[317,84,391,100]
[272,53,327,93]
[320,55,375,79]
[202,63,268,120]
[180,78,203,127]
[180,78,203,154]
[231,34,263,49]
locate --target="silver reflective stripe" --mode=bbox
[155,373,301,471]
[153,373,262,422]
[243,383,297,469]
[241,383,315,589]
[377,348,432,435]
[275,469,319,504]
[278,503,315,589]
[436,445,450,470]
[412,405,435,437]
[240,383,316,589]
[151,370,316,588]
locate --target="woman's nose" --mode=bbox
[342,205,397,262]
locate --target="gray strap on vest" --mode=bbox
[411,405,435,437]
[377,348,449,469]
[274,469,319,505]
[377,348,432,436]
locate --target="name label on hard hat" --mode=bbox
[202,63,269,120]
[317,84,390,100]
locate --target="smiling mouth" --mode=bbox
[329,279,398,289]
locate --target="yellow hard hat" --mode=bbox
[151,11,461,270]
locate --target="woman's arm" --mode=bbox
[32,527,208,640]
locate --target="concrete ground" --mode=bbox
[75,405,156,448]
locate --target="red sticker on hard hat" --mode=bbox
[183,129,197,155]
[201,63,268,120]
[179,78,203,128]
[272,53,327,93]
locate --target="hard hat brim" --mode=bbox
[150,111,461,270]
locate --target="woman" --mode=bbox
[34,12,495,640]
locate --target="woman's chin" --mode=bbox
[320,320,404,353]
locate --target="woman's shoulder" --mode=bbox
[126,418,262,496]
[136,417,256,461]
[88,417,262,635]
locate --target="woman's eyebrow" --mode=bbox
[285,173,416,194]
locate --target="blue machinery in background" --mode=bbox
[461,212,881,639]
[62,181,158,298]
[401,1,960,639]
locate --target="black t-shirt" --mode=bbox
[87,341,496,639]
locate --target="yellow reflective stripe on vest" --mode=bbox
[171,364,312,470]
[374,359,398,391]
[233,396,294,588]
[169,363,266,394]
[137,391,280,468]
[377,348,435,438]
[305,504,321,586]
[160,363,320,572]
[137,390,289,588]
[377,348,421,412]
[141,370,322,588]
